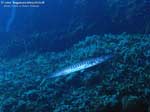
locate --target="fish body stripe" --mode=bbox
[47,55,112,78]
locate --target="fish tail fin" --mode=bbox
[103,54,113,60]
[39,74,55,86]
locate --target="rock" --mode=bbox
[2,97,17,112]
[121,95,148,112]
[15,100,27,112]
[23,90,39,101]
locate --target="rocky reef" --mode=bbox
[0,34,150,112]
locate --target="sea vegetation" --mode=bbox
[0,33,149,112]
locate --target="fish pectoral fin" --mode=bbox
[80,69,85,73]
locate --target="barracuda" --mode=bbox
[47,55,113,78]
[40,55,113,86]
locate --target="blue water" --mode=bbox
[0,0,149,112]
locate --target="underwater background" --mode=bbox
[0,0,150,112]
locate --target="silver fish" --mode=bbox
[47,55,113,78]
[40,55,113,86]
